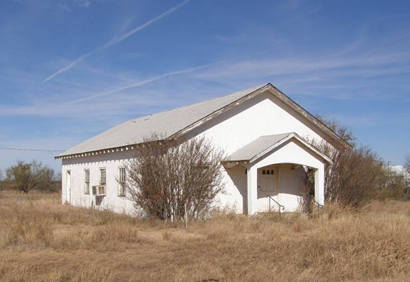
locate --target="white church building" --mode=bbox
[56,83,348,215]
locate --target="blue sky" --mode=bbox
[0,0,409,175]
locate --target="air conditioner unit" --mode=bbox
[97,185,106,196]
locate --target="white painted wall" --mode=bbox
[61,90,331,215]
[62,151,135,215]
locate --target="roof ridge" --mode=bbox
[131,83,268,123]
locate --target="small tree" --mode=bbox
[126,136,224,223]
[406,155,410,174]
[6,161,55,193]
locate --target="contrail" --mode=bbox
[66,63,211,104]
[103,0,191,49]
[43,51,94,83]
[43,0,191,83]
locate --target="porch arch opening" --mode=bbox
[255,162,320,213]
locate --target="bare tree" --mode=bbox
[299,166,315,213]
[406,155,410,174]
[125,135,224,223]
[316,115,355,147]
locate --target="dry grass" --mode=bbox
[0,190,409,281]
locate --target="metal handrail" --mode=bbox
[314,200,324,208]
[268,195,285,214]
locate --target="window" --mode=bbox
[262,169,275,175]
[118,167,126,197]
[100,168,106,185]
[84,169,90,194]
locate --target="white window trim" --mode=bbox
[84,168,90,195]
[118,167,126,197]
[99,167,106,186]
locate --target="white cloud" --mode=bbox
[58,3,72,12]
[194,52,410,81]
[75,0,94,8]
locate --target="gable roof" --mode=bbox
[225,132,333,164]
[56,83,350,159]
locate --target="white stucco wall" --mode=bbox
[61,90,331,215]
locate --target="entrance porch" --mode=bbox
[223,133,332,215]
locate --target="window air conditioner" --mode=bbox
[97,185,106,196]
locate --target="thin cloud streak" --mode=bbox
[0,62,212,117]
[42,0,191,83]
[43,51,94,83]
[66,62,210,104]
[194,52,410,81]
[103,0,191,48]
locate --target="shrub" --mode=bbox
[311,117,408,208]
[126,135,224,223]
[326,146,386,207]
[6,161,56,193]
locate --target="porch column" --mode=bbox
[246,166,257,215]
[314,166,325,206]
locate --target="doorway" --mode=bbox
[66,170,71,203]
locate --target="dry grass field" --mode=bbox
[0,190,409,282]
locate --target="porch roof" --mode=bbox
[225,132,333,164]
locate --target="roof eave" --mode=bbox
[225,133,333,165]
[169,83,351,150]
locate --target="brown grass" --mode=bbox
[0,190,409,281]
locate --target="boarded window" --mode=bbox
[84,169,90,194]
[100,168,106,185]
[118,167,126,197]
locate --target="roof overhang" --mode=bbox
[222,132,333,167]
[56,83,351,159]
[169,83,351,151]
[54,139,175,160]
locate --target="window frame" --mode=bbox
[100,167,106,185]
[84,168,90,195]
[118,167,126,197]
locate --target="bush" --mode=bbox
[126,135,224,223]
[6,161,56,193]
[326,146,387,207]
[312,117,408,208]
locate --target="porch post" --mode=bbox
[247,166,257,215]
[314,166,325,206]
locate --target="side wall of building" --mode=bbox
[62,151,135,214]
